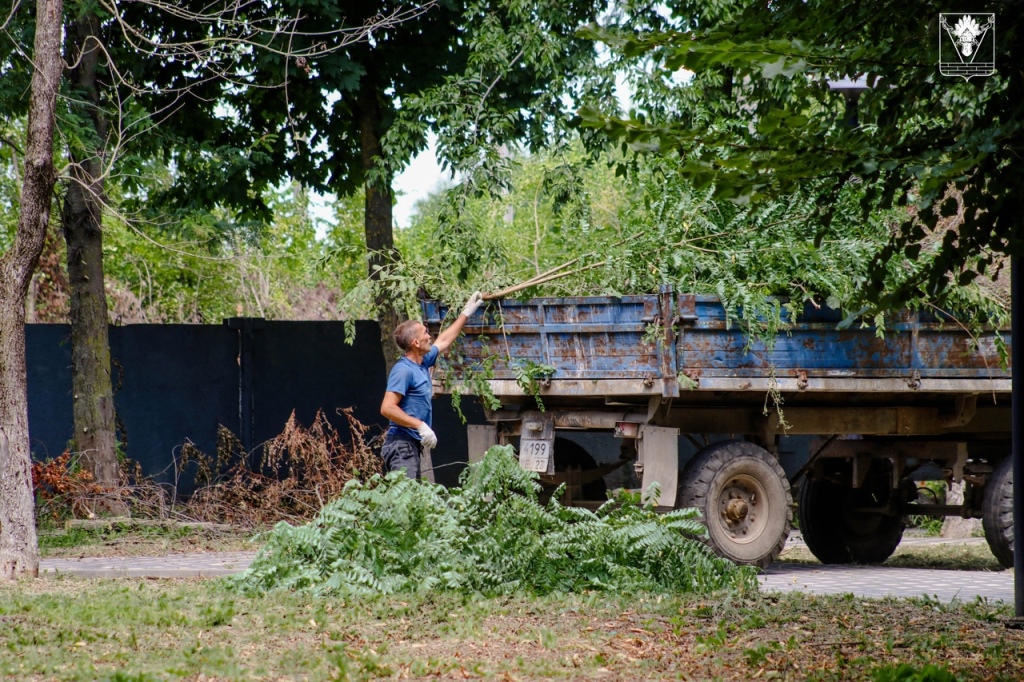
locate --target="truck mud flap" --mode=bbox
[636,424,679,507]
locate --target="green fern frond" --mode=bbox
[229,445,755,597]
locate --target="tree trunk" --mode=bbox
[941,480,982,539]
[63,11,118,486]
[0,0,64,579]
[357,79,402,371]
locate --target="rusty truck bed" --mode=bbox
[421,287,1011,408]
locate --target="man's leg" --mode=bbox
[381,439,421,480]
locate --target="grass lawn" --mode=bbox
[1,576,1021,681]
[20,521,1019,680]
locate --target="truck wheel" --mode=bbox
[677,441,792,568]
[798,463,904,565]
[983,457,1014,569]
[797,476,852,564]
[841,479,905,564]
[554,438,607,501]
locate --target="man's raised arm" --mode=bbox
[433,291,483,353]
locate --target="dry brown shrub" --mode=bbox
[32,451,169,521]
[181,408,381,527]
[32,451,107,521]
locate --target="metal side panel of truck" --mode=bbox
[421,286,1012,568]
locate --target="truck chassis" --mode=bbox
[423,288,1012,568]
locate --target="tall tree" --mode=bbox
[150,0,609,365]
[63,5,117,484]
[580,0,1023,306]
[0,0,64,578]
[3,0,403,484]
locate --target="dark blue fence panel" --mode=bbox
[110,324,239,492]
[27,320,485,495]
[26,325,74,461]
[246,320,386,460]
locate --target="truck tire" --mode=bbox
[798,463,904,565]
[983,457,1014,569]
[840,480,905,565]
[797,476,852,564]
[677,440,792,568]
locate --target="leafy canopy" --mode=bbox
[579,0,1022,307]
[136,0,610,221]
[230,446,756,597]
[365,144,1006,337]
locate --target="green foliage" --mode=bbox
[101,180,363,322]
[871,663,958,682]
[439,337,503,422]
[512,359,556,411]
[908,480,947,536]
[37,522,212,553]
[743,640,782,666]
[139,0,610,278]
[361,143,620,320]
[907,515,944,537]
[0,119,23,252]
[380,145,1006,342]
[384,0,610,185]
[230,446,756,597]
[581,1,1023,308]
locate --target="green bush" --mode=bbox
[230,446,756,597]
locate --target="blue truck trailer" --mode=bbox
[422,286,1013,568]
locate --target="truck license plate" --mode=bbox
[519,439,551,472]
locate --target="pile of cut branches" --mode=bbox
[230,445,756,597]
[180,408,380,527]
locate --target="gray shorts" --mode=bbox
[381,437,421,480]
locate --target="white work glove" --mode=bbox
[416,421,438,449]
[461,291,484,318]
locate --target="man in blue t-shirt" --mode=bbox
[379,291,484,478]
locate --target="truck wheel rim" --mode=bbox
[716,474,769,545]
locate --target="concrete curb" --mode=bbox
[41,551,258,579]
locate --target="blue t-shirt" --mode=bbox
[386,345,439,441]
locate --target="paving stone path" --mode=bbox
[758,563,1013,603]
[40,536,1017,604]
